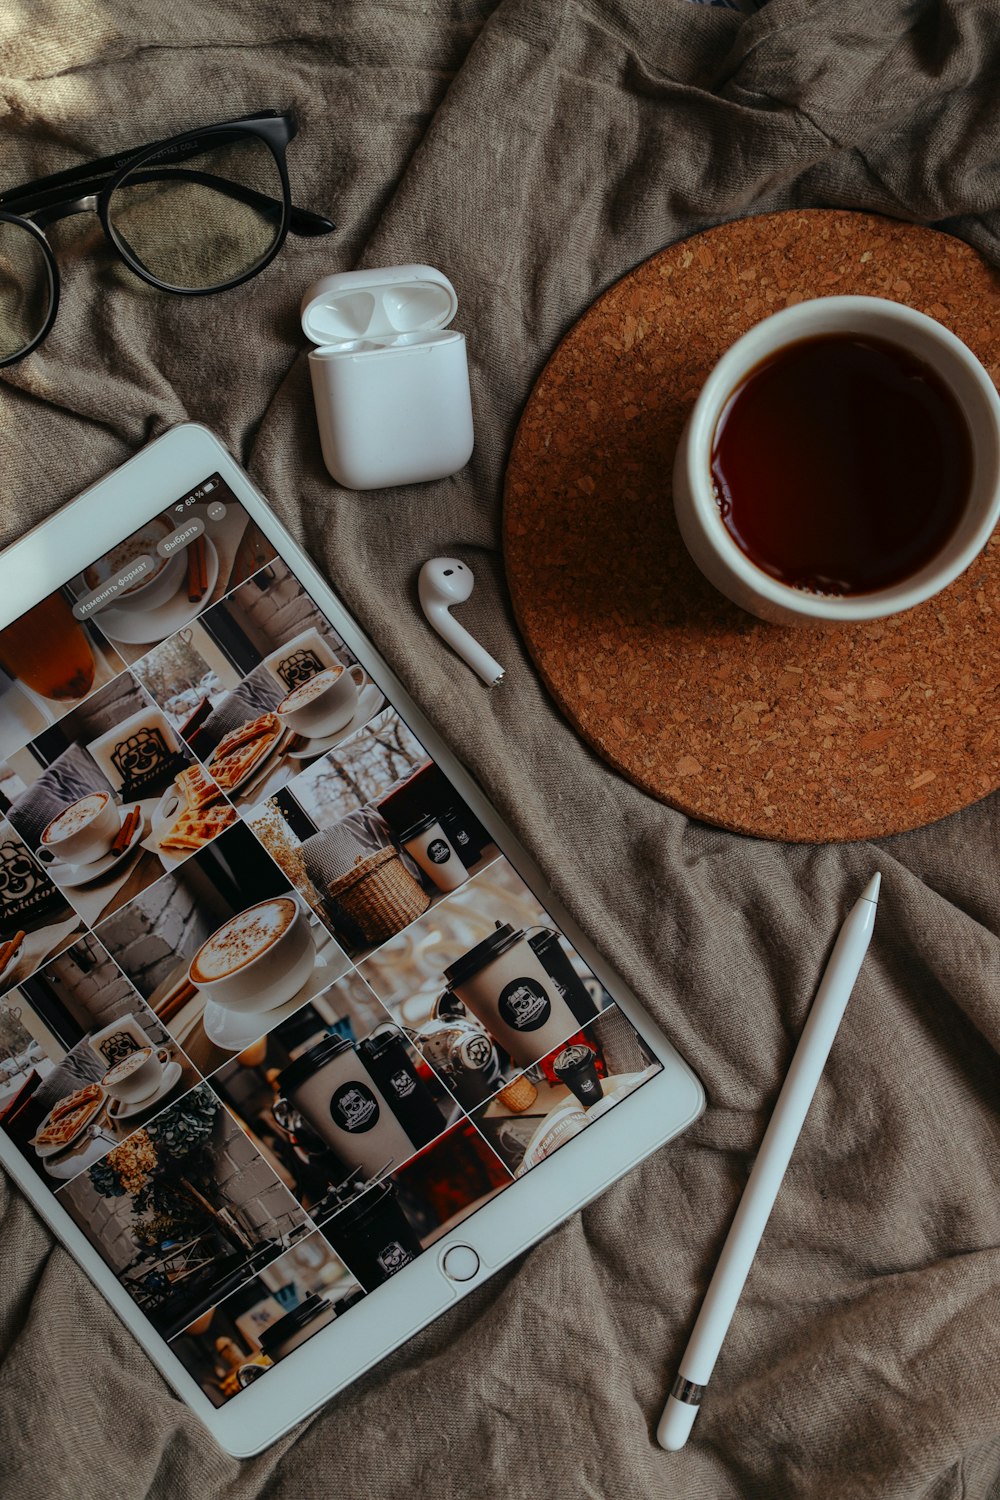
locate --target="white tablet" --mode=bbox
[0,424,703,1456]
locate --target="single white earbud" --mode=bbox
[418,557,504,687]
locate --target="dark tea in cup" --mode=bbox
[710,333,973,597]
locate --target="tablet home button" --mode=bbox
[441,1244,480,1282]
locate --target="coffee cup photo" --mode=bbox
[38,791,122,867]
[673,296,1000,625]
[471,1006,663,1178]
[211,972,456,1225]
[276,663,368,739]
[188,895,318,1016]
[102,1044,166,1104]
[96,822,348,1066]
[357,857,609,1110]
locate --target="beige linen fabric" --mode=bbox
[2,2,1000,1496]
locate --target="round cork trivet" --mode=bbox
[503,211,1000,842]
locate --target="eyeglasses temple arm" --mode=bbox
[6,166,334,236]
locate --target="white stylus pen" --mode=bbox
[657,871,881,1452]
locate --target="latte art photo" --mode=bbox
[42,793,109,842]
[278,665,343,713]
[191,897,298,982]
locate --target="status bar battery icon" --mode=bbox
[203,480,217,492]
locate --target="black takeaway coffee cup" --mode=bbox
[323,1179,423,1289]
[553,1043,604,1109]
[357,1027,445,1148]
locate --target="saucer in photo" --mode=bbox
[200,945,346,1052]
[43,808,147,888]
[105,1058,183,1121]
[286,683,386,760]
[93,536,220,647]
[202,989,313,1053]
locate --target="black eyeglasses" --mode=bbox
[0,109,335,367]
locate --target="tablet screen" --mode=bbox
[0,475,661,1406]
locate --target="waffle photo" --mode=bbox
[0,935,202,1185]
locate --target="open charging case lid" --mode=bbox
[301,264,461,354]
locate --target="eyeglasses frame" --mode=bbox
[0,109,335,367]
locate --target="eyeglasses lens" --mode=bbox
[0,219,52,361]
[106,130,285,292]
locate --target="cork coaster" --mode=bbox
[503,211,1000,842]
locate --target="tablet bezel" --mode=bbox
[0,423,705,1456]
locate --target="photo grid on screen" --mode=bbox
[0,476,662,1404]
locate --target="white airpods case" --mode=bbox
[301,264,475,490]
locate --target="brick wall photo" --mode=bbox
[55,1084,313,1288]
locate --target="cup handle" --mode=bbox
[35,848,55,865]
[348,664,367,689]
[434,988,467,1021]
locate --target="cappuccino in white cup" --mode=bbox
[277,663,368,738]
[103,1045,164,1104]
[188,895,316,1014]
[39,790,120,866]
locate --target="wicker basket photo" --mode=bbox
[325,847,430,945]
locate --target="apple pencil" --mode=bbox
[657,871,881,1452]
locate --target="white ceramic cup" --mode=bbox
[38,790,120,865]
[262,628,340,693]
[277,663,367,738]
[188,895,317,1014]
[672,296,1000,625]
[84,515,186,613]
[89,1013,157,1071]
[102,1044,165,1103]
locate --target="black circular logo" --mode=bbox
[330,1081,380,1133]
[427,838,451,865]
[497,978,551,1031]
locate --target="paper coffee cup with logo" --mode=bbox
[399,813,469,893]
[86,705,184,800]
[553,1043,604,1109]
[278,1035,420,1181]
[441,923,580,1070]
[262,628,340,694]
